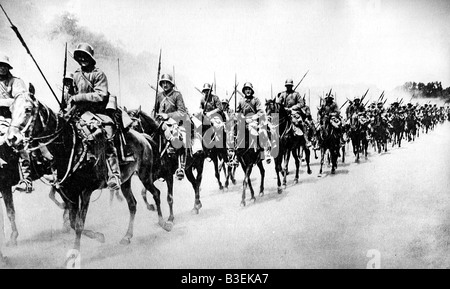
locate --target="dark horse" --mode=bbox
[405,113,418,142]
[6,93,165,264]
[390,113,404,148]
[234,114,265,206]
[127,108,204,225]
[196,113,231,190]
[318,114,341,175]
[265,99,311,193]
[348,113,369,162]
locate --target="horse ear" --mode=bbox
[138,105,142,113]
[123,106,128,112]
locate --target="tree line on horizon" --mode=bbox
[398,81,450,103]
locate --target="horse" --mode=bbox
[1,107,70,246]
[6,93,165,264]
[234,113,265,206]
[317,114,341,175]
[405,112,418,142]
[390,113,405,148]
[127,108,204,224]
[371,114,389,153]
[348,113,369,162]
[196,113,231,190]
[265,99,311,193]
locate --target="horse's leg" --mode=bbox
[194,160,204,213]
[319,148,325,175]
[257,160,265,197]
[282,150,289,188]
[247,165,256,203]
[304,146,312,174]
[292,147,300,184]
[224,164,231,189]
[331,148,338,174]
[284,150,291,177]
[2,188,18,246]
[241,163,249,207]
[213,156,223,190]
[141,186,155,212]
[275,156,283,194]
[119,179,136,244]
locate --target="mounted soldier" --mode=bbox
[317,93,345,146]
[0,53,34,193]
[66,43,121,192]
[277,78,314,147]
[236,82,271,160]
[153,73,189,180]
[199,83,225,150]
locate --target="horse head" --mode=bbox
[6,92,40,149]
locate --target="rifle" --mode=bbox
[293,70,309,91]
[1,4,61,108]
[153,49,162,118]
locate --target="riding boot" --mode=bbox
[106,142,121,191]
[176,149,186,180]
[15,155,34,193]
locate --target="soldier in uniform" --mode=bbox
[317,94,345,146]
[199,83,224,149]
[67,43,121,191]
[236,82,271,160]
[0,53,34,193]
[153,73,189,180]
[277,79,314,147]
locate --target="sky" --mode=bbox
[1,0,449,111]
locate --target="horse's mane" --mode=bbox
[129,109,159,133]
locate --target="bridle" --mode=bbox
[9,93,65,151]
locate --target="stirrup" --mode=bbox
[15,179,34,193]
[107,175,121,191]
[176,168,185,180]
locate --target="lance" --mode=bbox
[60,42,68,110]
[153,49,162,118]
[214,72,216,94]
[326,88,333,98]
[360,88,370,103]
[308,88,311,106]
[173,65,176,88]
[339,99,349,110]
[117,58,121,106]
[1,4,60,107]
[227,81,239,103]
[234,73,237,113]
[377,91,385,102]
[271,83,273,100]
[293,70,309,92]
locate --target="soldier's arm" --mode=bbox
[290,93,304,111]
[167,92,187,120]
[72,72,108,103]
[11,78,28,98]
[254,98,264,118]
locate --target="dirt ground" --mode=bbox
[1,122,449,269]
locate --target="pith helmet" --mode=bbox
[285,79,294,86]
[242,82,254,94]
[202,83,212,92]
[159,74,174,87]
[0,54,13,69]
[354,97,360,102]
[74,43,96,65]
